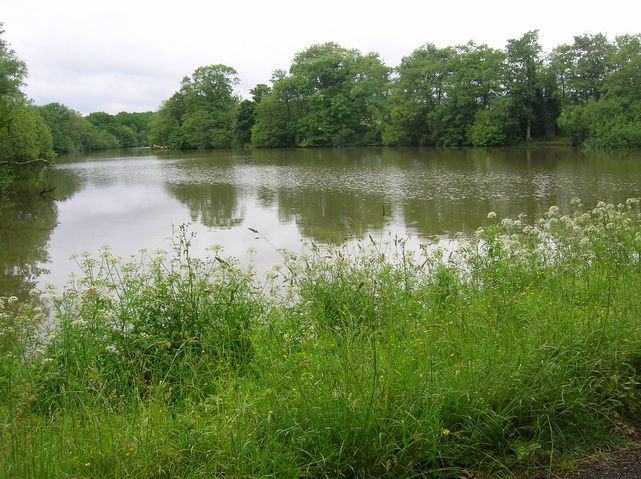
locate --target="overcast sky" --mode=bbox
[3,0,640,115]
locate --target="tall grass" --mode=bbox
[2,200,641,478]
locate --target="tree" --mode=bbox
[0,26,53,193]
[604,34,641,101]
[383,42,504,146]
[252,43,389,147]
[549,33,614,104]
[250,83,270,103]
[37,103,119,153]
[234,100,256,146]
[149,65,239,149]
[556,34,641,147]
[504,30,544,141]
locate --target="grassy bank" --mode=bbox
[2,202,641,478]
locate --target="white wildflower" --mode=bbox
[7,296,18,305]
[487,211,497,220]
[29,288,40,297]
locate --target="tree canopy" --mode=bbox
[149,65,240,149]
[0,25,54,193]
[3,27,641,175]
[252,43,389,147]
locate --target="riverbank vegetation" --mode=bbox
[151,31,641,150]
[3,25,641,193]
[0,25,153,193]
[2,200,641,477]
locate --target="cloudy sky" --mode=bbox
[3,0,640,115]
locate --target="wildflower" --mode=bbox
[29,288,40,297]
[501,218,514,228]
[487,211,497,220]
[7,296,18,305]
[442,429,450,436]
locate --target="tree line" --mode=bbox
[0,25,153,192]
[2,27,641,192]
[150,31,641,150]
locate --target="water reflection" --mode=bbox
[2,146,641,296]
[166,183,245,228]
[0,170,81,298]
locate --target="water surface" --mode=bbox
[2,147,641,297]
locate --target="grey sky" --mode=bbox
[3,0,640,115]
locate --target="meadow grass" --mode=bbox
[2,200,641,478]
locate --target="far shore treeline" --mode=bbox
[2,27,641,191]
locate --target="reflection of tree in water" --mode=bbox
[399,147,641,236]
[276,188,391,243]
[0,169,81,298]
[166,183,244,228]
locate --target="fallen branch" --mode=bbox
[0,158,51,166]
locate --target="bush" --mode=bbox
[33,226,263,407]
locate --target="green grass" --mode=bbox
[2,201,641,478]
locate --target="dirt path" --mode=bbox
[540,445,641,479]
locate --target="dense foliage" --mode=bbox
[3,27,641,184]
[0,25,54,193]
[0,27,153,193]
[148,65,240,149]
[147,32,641,150]
[3,200,641,477]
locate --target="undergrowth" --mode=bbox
[2,200,641,478]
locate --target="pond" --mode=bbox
[2,146,641,297]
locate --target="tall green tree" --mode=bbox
[558,34,641,148]
[384,42,504,146]
[149,65,239,149]
[0,26,54,193]
[252,43,389,147]
[549,33,614,105]
[504,30,544,141]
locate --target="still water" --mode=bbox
[2,146,641,297]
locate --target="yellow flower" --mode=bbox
[442,429,450,436]
[84,462,91,467]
